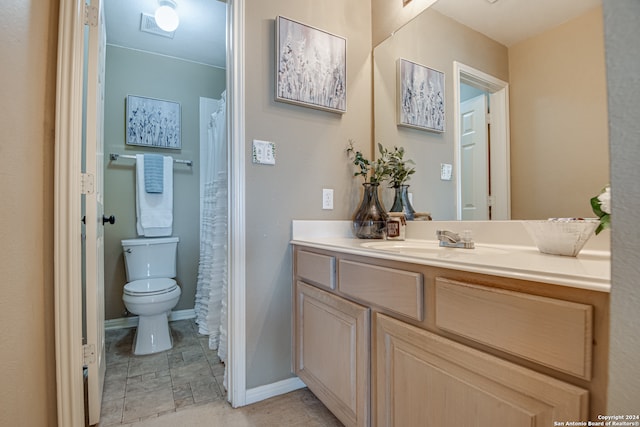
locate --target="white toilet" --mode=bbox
[121,237,181,355]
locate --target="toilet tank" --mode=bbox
[121,237,179,281]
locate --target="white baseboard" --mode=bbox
[104,308,196,330]
[244,377,307,406]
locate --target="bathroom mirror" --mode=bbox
[373,0,609,221]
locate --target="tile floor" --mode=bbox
[100,319,342,426]
[100,319,227,425]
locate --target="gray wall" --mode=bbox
[103,46,226,320]
[603,0,640,412]
[244,0,372,388]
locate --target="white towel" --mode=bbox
[136,154,173,237]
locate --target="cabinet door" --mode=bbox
[375,313,588,427]
[294,281,370,427]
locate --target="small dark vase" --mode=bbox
[390,185,416,220]
[353,183,389,239]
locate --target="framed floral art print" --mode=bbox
[275,16,347,114]
[126,95,181,149]
[397,58,445,132]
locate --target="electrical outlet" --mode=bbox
[322,188,334,210]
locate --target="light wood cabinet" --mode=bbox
[375,313,588,427]
[292,246,609,426]
[293,281,370,427]
[435,278,593,379]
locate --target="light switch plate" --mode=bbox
[440,163,452,180]
[252,140,276,165]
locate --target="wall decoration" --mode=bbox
[397,58,445,132]
[275,16,347,114]
[126,95,181,149]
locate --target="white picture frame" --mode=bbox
[126,95,182,149]
[275,16,347,114]
[397,58,445,132]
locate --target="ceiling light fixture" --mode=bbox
[155,0,179,32]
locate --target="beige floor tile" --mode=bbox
[127,352,169,377]
[190,377,224,404]
[125,372,172,396]
[122,385,175,423]
[169,359,212,386]
[99,397,124,426]
[171,383,195,409]
[102,376,127,401]
[100,320,339,426]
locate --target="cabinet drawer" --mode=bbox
[375,313,588,426]
[339,260,423,321]
[297,250,335,290]
[435,278,593,379]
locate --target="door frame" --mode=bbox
[453,61,511,220]
[53,0,247,424]
[226,0,247,408]
[54,0,84,424]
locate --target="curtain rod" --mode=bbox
[109,153,193,167]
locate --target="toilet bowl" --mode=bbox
[121,237,180,355]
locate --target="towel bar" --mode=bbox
[109,153,193,167]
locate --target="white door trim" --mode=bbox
[54,0,85,425]
[453,61,511,220]
[54,0,247,424]
[227,0,247,408]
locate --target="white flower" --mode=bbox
[597,186,611,214]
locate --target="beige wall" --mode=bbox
[0,0,59,425]
[371,0,437,47]
[102,46,226,320]
[244,0,372,388]
[3,1,637,424]
[509,7,609,219]
[373,9,509,219]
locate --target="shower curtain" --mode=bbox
[195,92,228,367]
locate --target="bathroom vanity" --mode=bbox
[290,221,610,427]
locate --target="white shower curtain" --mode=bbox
[195,92,228,366]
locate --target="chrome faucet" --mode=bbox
[436,229,475,249]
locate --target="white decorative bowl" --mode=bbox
[523,219,599,257]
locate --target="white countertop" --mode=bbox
[291,220,611,293]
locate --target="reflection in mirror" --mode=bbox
[373,0,609,221]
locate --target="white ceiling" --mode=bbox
[104,0,602,69]
[104,0,227,68]
[431,0,602,47]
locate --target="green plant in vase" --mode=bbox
[590,185,611,235]
[381,145,416,220]
[347,140,390,239]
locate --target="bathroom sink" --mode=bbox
[360,240,508,257]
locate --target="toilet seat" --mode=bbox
[124,278,177,296]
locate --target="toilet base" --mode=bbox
[132,312,173,355]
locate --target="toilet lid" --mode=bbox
[124,278,178,296]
